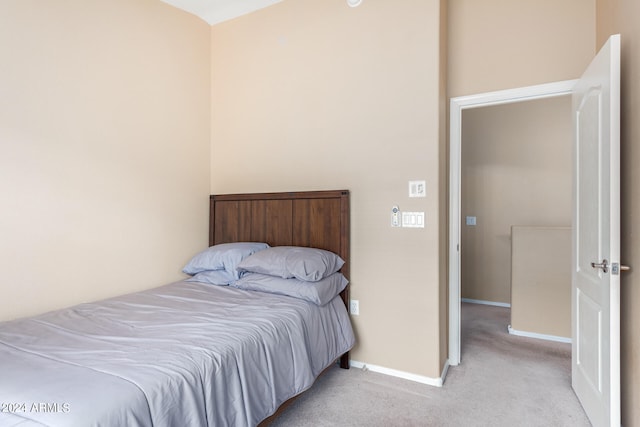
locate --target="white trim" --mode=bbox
[350,359,449,388]
[440,359,450,385]
[448,79,578,366]
[461,298,511,308]
[507,325,572,344]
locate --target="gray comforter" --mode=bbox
[0,281,355,426]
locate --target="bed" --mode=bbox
[0,190,354,427]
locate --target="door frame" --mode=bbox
[448,79,578,365]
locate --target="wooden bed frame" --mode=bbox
[209,189,351,370]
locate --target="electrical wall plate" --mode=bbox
[409,180,426,198]
[350,300,359,315]
[391,205,401,227]
[402,212,425,228]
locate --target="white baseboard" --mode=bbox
[350,359,449,388]
[461,298,511,308]
[508,325,572,343]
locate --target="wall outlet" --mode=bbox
[350,299,360,315]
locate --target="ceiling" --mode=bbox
[160,0,283,26]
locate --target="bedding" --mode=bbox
[236,246,345,282]
[0,280,355,427]
[182,242,270,279]
[234,272,348,306]
[185,269,236,286]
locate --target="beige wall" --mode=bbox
[596,0,640,425]
[510,227,571,338]
[448,0,595,97]
[211,0,447,379]
[461,97,572,304]
[0,0,211,321]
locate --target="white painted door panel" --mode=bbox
[572,34,621,427]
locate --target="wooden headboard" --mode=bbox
[209,190,350,309]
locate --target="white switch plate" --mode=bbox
[466,216,477,226]
[402,212,425,228]
[409,180,426,198]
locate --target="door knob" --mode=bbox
[591,259,609,273]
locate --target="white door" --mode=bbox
[572,34,621,427]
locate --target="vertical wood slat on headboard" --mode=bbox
[252,200,294,245]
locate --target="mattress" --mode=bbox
[0,281,355,426]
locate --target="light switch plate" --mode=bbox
[402,212,425,228]
[409,180,426,198]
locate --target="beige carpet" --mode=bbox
[269,303,591,426]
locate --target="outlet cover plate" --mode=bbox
[350,300,359,315]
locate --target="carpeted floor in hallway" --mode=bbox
[269,303,591,426]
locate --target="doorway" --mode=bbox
[448,80,578,365]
